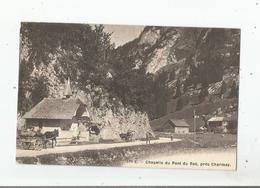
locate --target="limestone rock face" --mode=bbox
[115,26,239,118]
[146,31,180,74]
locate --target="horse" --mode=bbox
[43,129,59,148]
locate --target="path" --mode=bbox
[16,137,181,158]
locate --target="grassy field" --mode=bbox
[150,98,237,131]
[16,133,237,166]
[155,132,237,147]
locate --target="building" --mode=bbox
[207,116,226,133]
[224,112,238,133]
[155,119,190,134]
[168,119,190,134]
[23,78,90,130]
[206,112,238,133]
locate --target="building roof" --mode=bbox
[23,98,85,120]
[208,116,225,122]
[168,119,190,127]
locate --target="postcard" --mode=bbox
[16,22,240,170]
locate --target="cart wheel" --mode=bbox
[35,140,43,151]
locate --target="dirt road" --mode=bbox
[16,137,181,157]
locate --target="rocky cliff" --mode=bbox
[113,26,240,119]
[18,23,240,134]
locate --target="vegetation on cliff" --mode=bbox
[18,23,240,127]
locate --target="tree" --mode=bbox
[174,79,181,99]
[176,98,183,111]
[30,76,49,106]
[18,23,114,114]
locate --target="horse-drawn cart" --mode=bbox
[17,129,59,150]
[19,137,44,150]
[17,131,44,150]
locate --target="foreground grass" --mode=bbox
[156,132,237,147]
[16,134,237,166]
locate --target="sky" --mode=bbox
[103,24,144,47]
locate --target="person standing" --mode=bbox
[170,134,174,141]
[83,122,90,142]
[146,132,151,144]
[70,119,79,143]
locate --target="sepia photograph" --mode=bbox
[16,22,240,170]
